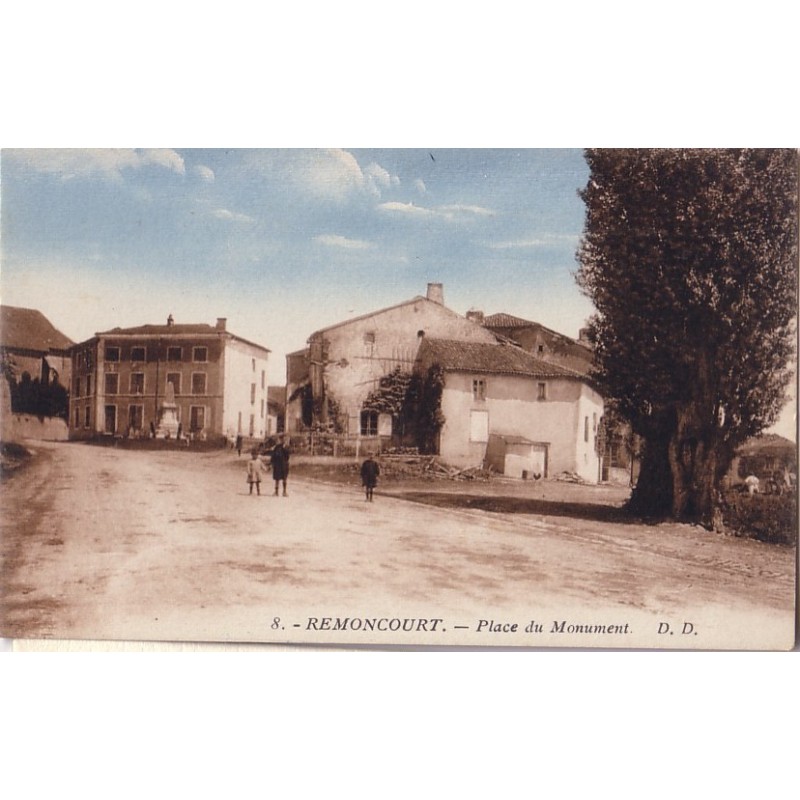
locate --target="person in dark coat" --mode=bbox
[270,435,290,496]
[235,434,243,457]
[360,453,380,502]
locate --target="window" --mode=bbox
[250,383,256,405]
[252,358,256,372]
[261,399,265,418]
[192,372,207,395]
[472,379,486,401]
[128,404,143,431]
[193,346,208,363]
[74,375,81,396]
[84,406,91,428]
[105,346,120,362]
[77,352,84,368]
[86,375,92,396]
[249,414,255,437]
[74,408,80,428]
[363,332,375,345]
[361,410,378,436]
[85,350,93,370]
[167,346,182,362]
[130,373,145,394]
[584,416,590,442]
[593,412,598,433]
[537,382,547,401]
[105,374,119,395]
[537,344,545,355]
[131,346,146,362]
[261,370,265,389]
[166,373,181,394]
[470,410,489,442]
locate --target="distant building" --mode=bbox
[481,312,594,376]
[267,385,286,435]
[415,338,604,482]
[286,284,497,437]
[727,434,797,487]
[68,316,270,441]
[0,305,73,388]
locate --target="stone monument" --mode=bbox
[155,381,180,439]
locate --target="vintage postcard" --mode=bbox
[0,148,796,650]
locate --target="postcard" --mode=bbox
[1,148,796,650]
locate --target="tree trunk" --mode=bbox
[628,435,673,517]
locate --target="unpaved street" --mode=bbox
[1,441,796,648]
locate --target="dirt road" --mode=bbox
[1,441,795,648]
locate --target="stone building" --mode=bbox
[285,284,497,437]
[480,312,594,376]
[0,305,73,388]
[68,316,270,441]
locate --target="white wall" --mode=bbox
[317,299,496,434]
[222,340,269,441]
[438,372,603,481]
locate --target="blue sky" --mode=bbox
[1,147,795,438]
[1,148,594,370]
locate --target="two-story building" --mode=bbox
[415,337,604,482]
[69,316,271,442]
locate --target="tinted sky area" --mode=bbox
[1,148,794,437]
[1,148,592,371]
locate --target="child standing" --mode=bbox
[246,451,262,495]
[360,453,380,502]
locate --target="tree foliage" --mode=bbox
[577,149,798,525]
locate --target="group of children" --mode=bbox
[246,442,381,502]
[246,436,290,496]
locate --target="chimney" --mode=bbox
[578,327,592,346]
[426,282,444,305]
[216,317,227,331]
[167,314,174,326]
[466,309,485,325]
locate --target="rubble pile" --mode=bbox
[377,455,493,482]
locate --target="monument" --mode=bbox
[155,381,180,439]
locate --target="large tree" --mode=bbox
[577,149,798,527]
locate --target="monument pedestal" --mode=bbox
[155,383,181,439]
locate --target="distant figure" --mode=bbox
[177,423,182,441]
[150,421,156,438]
[235,434,243,457]
[246,451,262,496]
[270,435,290,496]
[745,474,760,496]
[360,453,380,502]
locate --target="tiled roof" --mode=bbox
[483,312,536,328]
[0,305,74,352]
[97,323,220,336]
[418,338,583,379]
[94,322,270,353]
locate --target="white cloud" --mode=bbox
[5,148,186,180]
[378,201,436,218]
[378,201,495,222]
[489,234,580,249]
[439,204,495,217]
[212,208,255,223]
[194,164,215,183]
[245,149,399,202]
[414,178,427,195]
[364,162,400,196]
[313,234,373,250]
[139,149,186,175]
